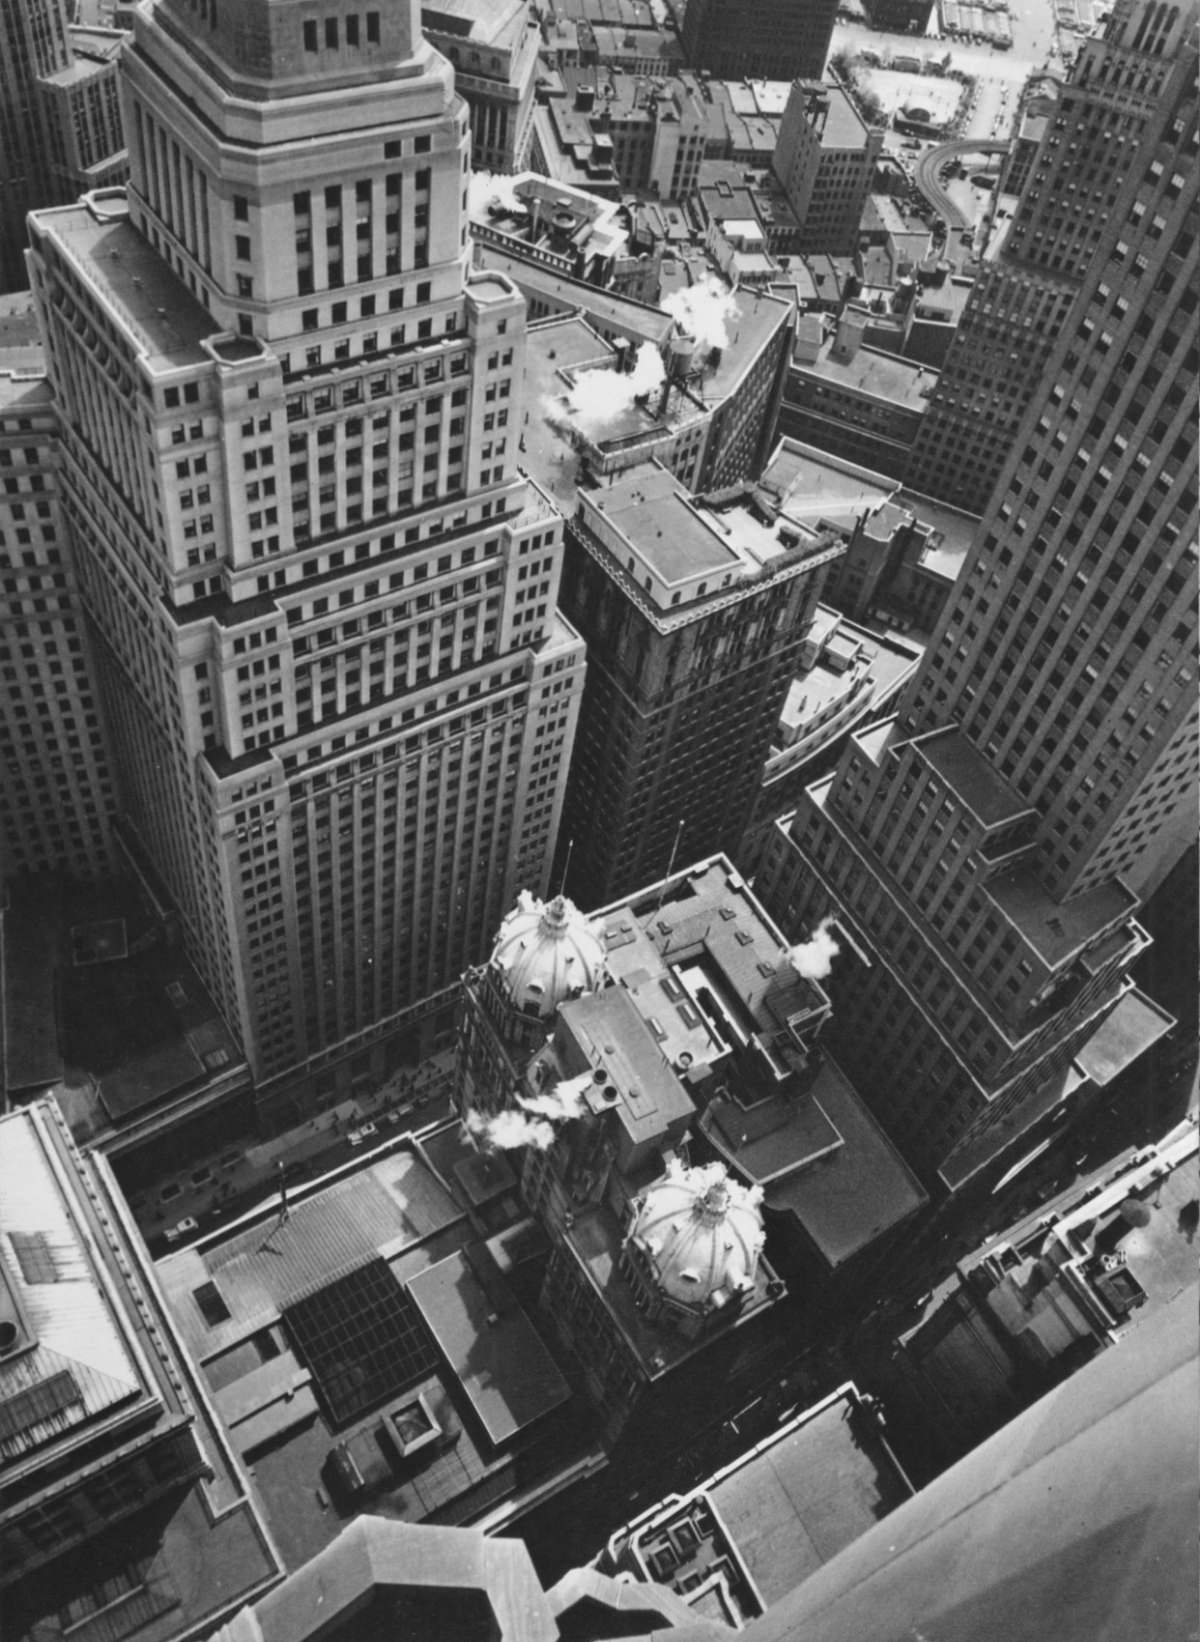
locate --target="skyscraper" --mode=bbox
[760,11,1198,1189]
[0,0,127,294]
[26,0,584,1122]
[904,0,1194,515]
[556,458,840,911]
[680,0,837,84]
[1,301,117,881]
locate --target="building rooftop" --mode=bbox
[913,727,1034,830]
[755,1057,927,1266]
[988,867,1138,968]
[0,293,47,379]
[422,0,528,48]
[519,314,617,506]
[557,986,698,1149]
[756,1285,1197,1642]
[757,438,898,532]
[32,192,216,370]
[604,1382,911,1624]
[156,1138,592,1570]
[795,337,937,413]
[233,1517,559,1642]
[407,1250,571,1447]
[2,1103,281,1640]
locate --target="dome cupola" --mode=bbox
[489,890,606,1020]
[622,1160,765,1326]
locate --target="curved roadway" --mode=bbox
[914,139,1009,229]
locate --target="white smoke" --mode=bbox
[466,1107,556,1152]
[467,170,525,221]
[789,918,840,981]
[557,342,666,437]
[517,1070,593,1123]
[660,275,739,352]
[466,1069,595,1151]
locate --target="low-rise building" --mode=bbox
[530,70,707,202]
[892,1125,1199,1450]
[600,1381,912,1624]
[780,313,938,480]
[154,1128,598,1569]
[458,858,926,1441]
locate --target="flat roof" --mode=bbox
[988,869,1137,968]
[586,465,740,582]
[758,1056,927,1266]
[519,314,617,507]
[407,1250,571,1446]
[1072,988,1174,1086]
[758,438,897,530]
[2,1105,282,1635]
[157,1149,463,1362]
[796,340,936,412]
[707,1392,911,1606]
[33,194,215,368]
[915,728,1032,829]
[558,987,696,1145]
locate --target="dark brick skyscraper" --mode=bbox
[680,0,837,84]
[762,7,1198,1190]
[904,0,1194,515]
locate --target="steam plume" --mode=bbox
[466,1108,556,1152]
[558,342,666,437]
[466,1069,595,1151]
[660,275,739,351]
[518,1070,593,1123]
[467,170,524,220]
[789,918,840,981]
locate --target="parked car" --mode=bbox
[163,1216,199,1245]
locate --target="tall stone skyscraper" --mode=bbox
[26,0,584,1119]
[761,10,1198,1190]
[904,0,1195,516]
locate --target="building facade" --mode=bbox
[903,0,1194,514]
[556,462,841,910]
[773,81,882,258]
[759,30,1198,1188]
[1,1100,282,1638]
[0,318,118,881]
[421,0,540,175]
[0,0,127,294]
[680,0,837,83]
[26,0,585,1121]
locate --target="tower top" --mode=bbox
[626,1160,765,1313]
[143,0,426,100]
[489,891,607,1020]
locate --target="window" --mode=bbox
[303,18,318,49]
[233,195,249,221]
[366,9,380,41]
[324,15,338,46]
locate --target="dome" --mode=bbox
[490,890,606,1019]
[626,1161,764,1313]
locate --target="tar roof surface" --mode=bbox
[708,1394,911,1607]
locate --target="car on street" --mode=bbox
[164,1216,199,1245]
